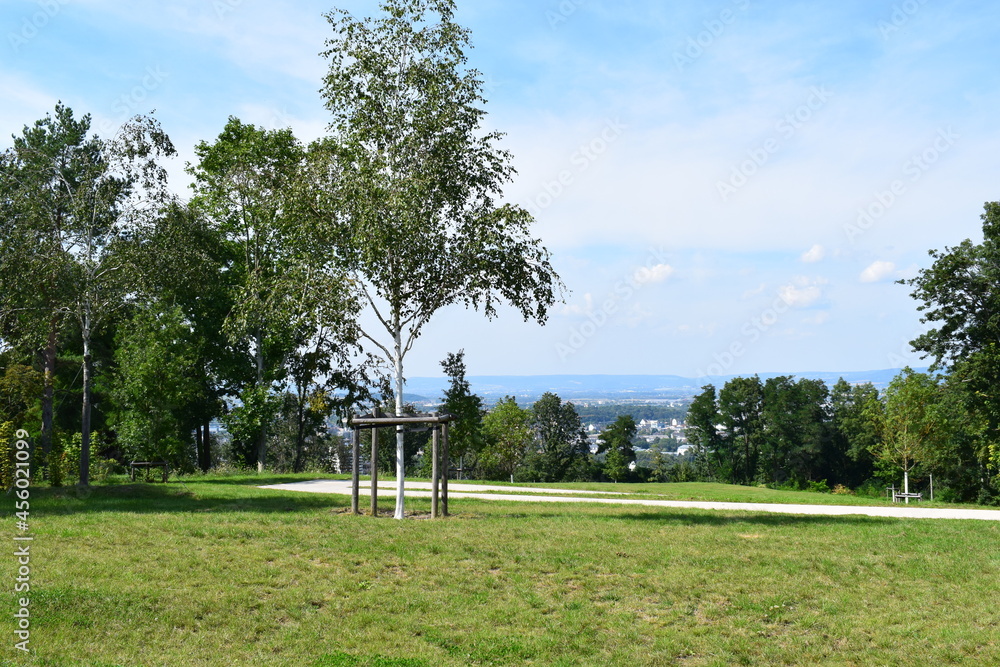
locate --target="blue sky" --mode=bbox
[3,0,999,378]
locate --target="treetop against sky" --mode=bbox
[3,0,999,377]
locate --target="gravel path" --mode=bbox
[259,479,1000,521]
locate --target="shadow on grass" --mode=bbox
[30,481,352,516]
[591,509,897,527]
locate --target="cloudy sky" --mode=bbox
[3,0,998,379]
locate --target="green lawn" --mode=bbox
[362,477,975,509]
[5,476,1000,666]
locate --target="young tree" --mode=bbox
[439,350,483,477]
[598,414,637,482]
[479,396,531,481]
[872,368,946,496]
[320,0,562,518]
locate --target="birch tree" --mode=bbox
[320,0,561,518]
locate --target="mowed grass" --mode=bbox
[398,479,975,508]
[4,475,1000,666]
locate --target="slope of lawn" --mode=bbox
[5,474,999,666]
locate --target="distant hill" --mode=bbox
[403,369,924,404]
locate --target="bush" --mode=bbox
[831,484,854,495]
[806,479,830,493]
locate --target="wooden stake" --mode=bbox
[431,426,440,518]
[371,426,379,516]
[351,426,360,515]
[442,421,449,517]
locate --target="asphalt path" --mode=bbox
[259,479,1000,521]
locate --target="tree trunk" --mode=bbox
[201,420,212,471]
[394,324,405,520]
[255,330,266,473]
[294,384,306,473]
[40,318,58,459]
[79,329,92,486]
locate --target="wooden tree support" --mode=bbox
[348,411,454,518]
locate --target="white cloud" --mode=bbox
[559,292,594,316]
[801,244,825,263]
[741,283,766,299]
[778,276,826,308]
[860,260,897,283]
[802,311,830,326]
[633,263,674,285]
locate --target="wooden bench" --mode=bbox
[129,461,170,483]
[893,492,922,503]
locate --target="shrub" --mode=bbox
[831,484,854,495]
[806,479,830,493]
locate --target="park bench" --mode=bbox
[129,461,170,483]
[892,492,922,503]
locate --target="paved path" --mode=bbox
[259,479,1000,521]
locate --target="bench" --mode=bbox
[893,492,922,503]
[129,461,170,483]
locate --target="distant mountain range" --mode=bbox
[403,369,925,404]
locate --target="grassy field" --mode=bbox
[5,475,1000,666]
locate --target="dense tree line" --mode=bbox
[0,0,559,488]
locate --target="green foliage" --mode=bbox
[0,103,176,484]
[520,393,590,483]
[903,201,1000,480]
[0,421,14,489]
[717,376,764,485]
[478,396,532,481]
[222,385,285,469]
[0,363,42,424]
[598,415,637,482]
[603,445,629,483]
[264,392,346,473]
[685,384,722,480]
[439,350,483,465]
[189,117,360,472]
[761,376,830,486]
[319,0,561,497]
[870,368,945,481]
[110,305,202,468]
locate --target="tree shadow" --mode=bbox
[32,481,352,516]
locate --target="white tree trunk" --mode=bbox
[394,326,406,519]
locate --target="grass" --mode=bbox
[367,478,979,509]
[4,476,1000,665]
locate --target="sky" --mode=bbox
[3,0,999,379]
